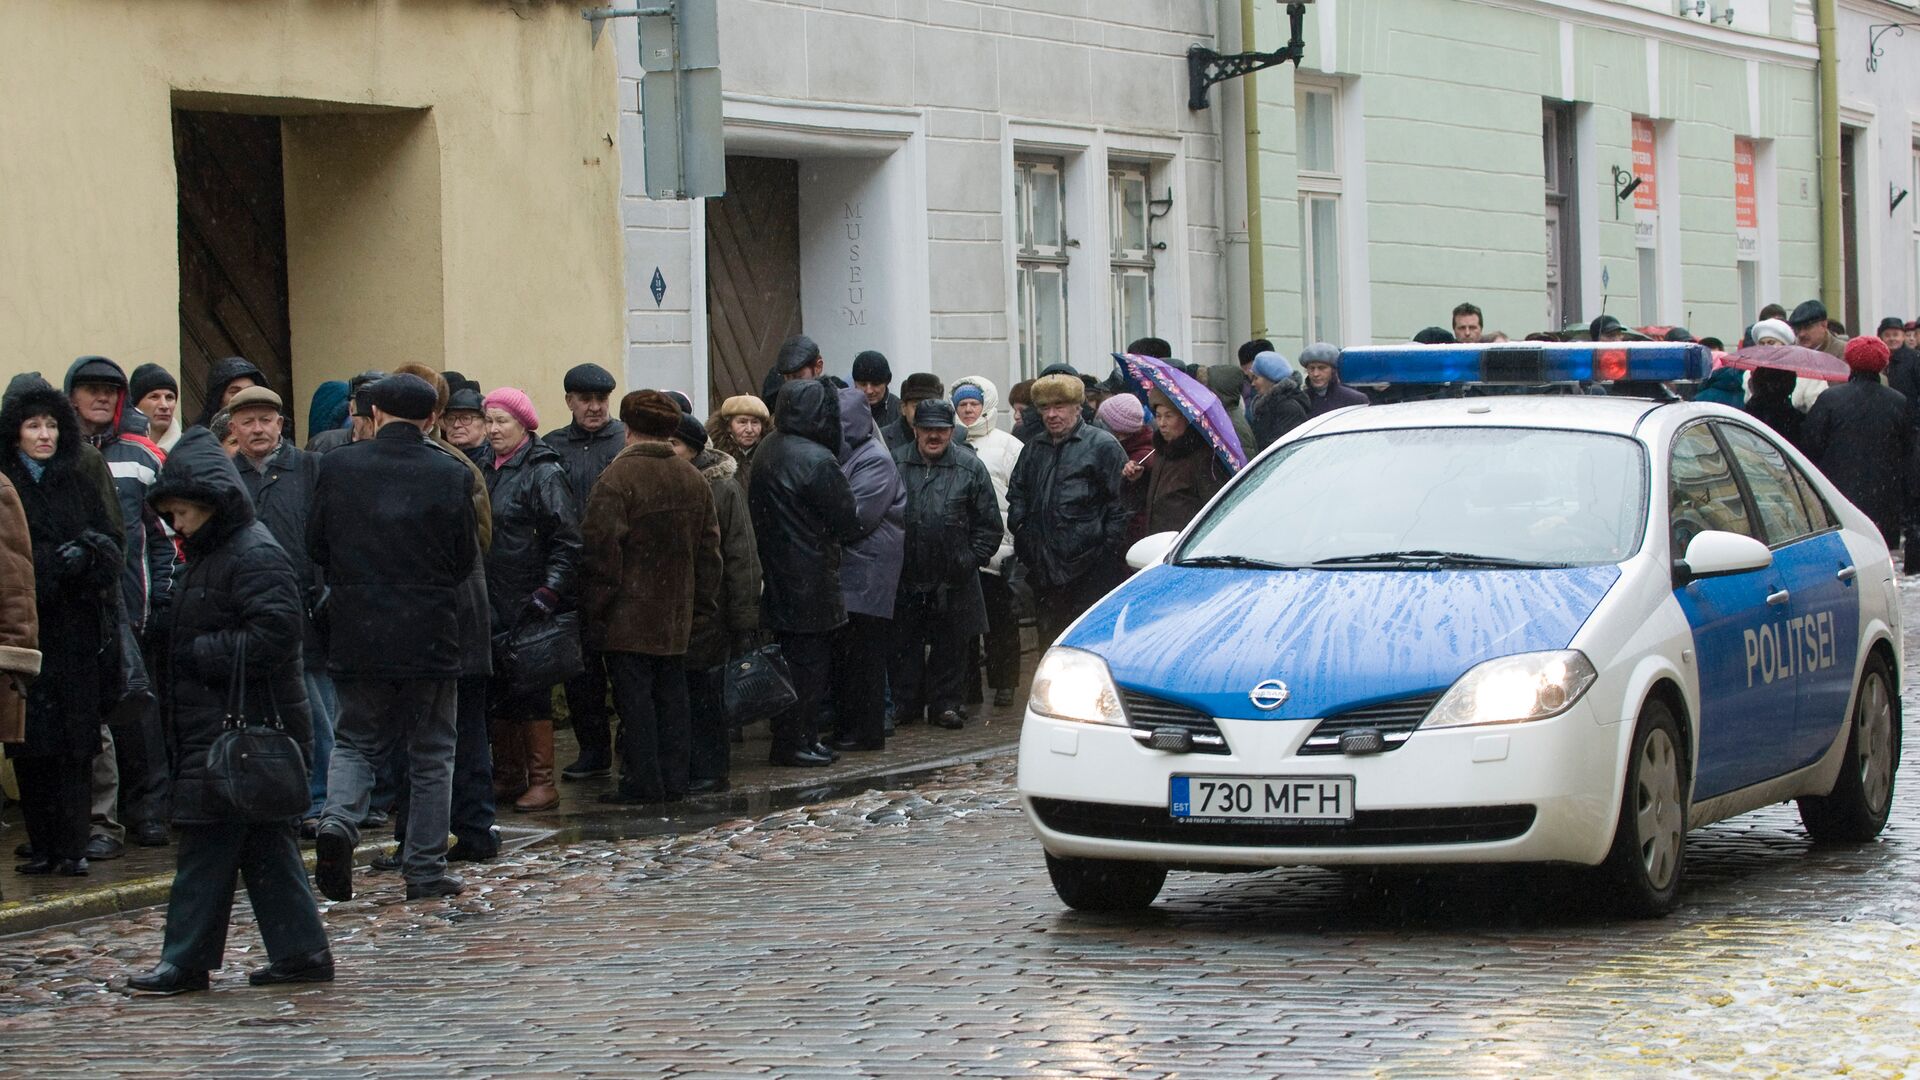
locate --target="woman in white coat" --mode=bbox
[951,377,1025,708]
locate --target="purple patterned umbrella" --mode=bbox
[1112,352,1247,472]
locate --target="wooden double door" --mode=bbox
[705,156,803,406]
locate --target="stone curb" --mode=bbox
[0,739,1018,939]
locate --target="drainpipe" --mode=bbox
[1816,0,1843,314]
[1241,0,1268,340]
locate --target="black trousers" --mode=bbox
[564,652,613,758]
[686,665,728,783]
[394,674,496,855]
[159,822,329,971]
[14,753,92,862]
[979,572,1021,690]
[1034,572,1114,651]
[608,652,691,800]
[831,613,891,744]
[770,631,832,754]
[890,592,969,721]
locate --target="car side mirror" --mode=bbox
[1673,530,1772,586]
[1126,531,1180,570]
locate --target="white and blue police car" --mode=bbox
[1017,342,1901,916]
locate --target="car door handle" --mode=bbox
[1766,589,1791,606]
[1837,565,1857,583]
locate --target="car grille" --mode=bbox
[1030,798,1537,847]
[1298,692,1444,756]
[1120,689,1229,755]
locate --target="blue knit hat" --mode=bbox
[1252,351,1291,382]
[952,384,985,405]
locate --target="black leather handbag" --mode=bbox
[204,638,309,823]
[497,611,586,700]
[720,644,798,729]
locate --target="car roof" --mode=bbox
[1303,395,1687,439]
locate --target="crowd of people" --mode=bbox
[2,301,1909,994]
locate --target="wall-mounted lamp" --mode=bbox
[1677,0,1706,18]
[1713,4,1735,24]
[1893,183,1910,216]
[1611,165,1643,218]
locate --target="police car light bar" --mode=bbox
[1336,342,1710,386]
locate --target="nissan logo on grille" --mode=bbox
[1249,679,1290,710]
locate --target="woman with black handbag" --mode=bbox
[2,378,121,877]
[478,388,581,813]
[128,428,330,996]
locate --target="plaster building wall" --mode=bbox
[1244,0,1820,354]
[1837,0,1920,324]
[617,0,1230,417]
[0,0,626,427]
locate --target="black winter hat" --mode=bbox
[1663,326,1694,342]
[900,372,944,403]
[911,399,956,429]
[851,350,892,384]
[368,374,438,421]
[446,386,485,415]
[68,355,126,388]
[1788,299,1828,327]
[1878,316,1906,334]
[673,410,709,452]
[564,363,617,395]
[775,335,822,374]
[1589,314,1625,340]
[1413,326,1457,344]
[129,363,177,402]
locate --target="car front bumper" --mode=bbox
[1016,702,1626,868]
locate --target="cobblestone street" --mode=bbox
[1,733,1917,1076]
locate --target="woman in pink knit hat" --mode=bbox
[480,388,582,814]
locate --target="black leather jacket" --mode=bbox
[1007,419,1131,588]
[482,437,582,634]
[747,379,863,634]
[543,419,627,516]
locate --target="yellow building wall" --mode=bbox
[0,0,624,428]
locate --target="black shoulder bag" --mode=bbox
[204,636,310,823]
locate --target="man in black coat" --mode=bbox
[541,363,628,782]
[851,350,903,436]
[130,427,331,995]
[307,374,478,903]
[1881,317,1920,564]
[748,377,863,766]
[226,386,334,831]
[1804,335,1912,549]
[890,400,1002,732]
[1007,374,1131,647]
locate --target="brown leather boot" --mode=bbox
[491,716,528,803]
[514,719,560,812]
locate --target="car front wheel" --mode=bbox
[1044,852,1167,911]
[1798,652,1900,843]
[1601,699,1687,918]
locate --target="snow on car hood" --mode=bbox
[1059,564,1621,720]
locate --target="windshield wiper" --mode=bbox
[1175,554,1296,570]
[1310,549,1570,569]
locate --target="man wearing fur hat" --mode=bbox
[1007,373,1131,647]
[1804,335,1912,548]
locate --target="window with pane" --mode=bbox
[1297,83,1343,346]
[1669,423,1754,551]
[1719,423,1820,545]
[1109,163,1155,350]
[1543,104,1581,331]
[1015,158,1068,378]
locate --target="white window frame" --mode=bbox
[1296,78,1345,347]
[1108,161,1156,350]
[1013,156,1070,378]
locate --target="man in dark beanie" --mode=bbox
[129,363,182,453]
[890,399,1001,731]
[762,334,825,407]
[1805,336,1913,551]
[851,350,902,435]
[543,362,627,781]
[883,372,945,451]
[581,391,721,804]
[307,372,479,902]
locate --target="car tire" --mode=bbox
[1797,652,1901,843]
[1601,698,1687,918]
[1044,852,1166,911]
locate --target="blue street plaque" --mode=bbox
[650,267,667,307]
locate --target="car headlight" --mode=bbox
[1424,650,1598,729]
[1028,646,1127,727]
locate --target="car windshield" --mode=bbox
[1178,426,1648,569]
